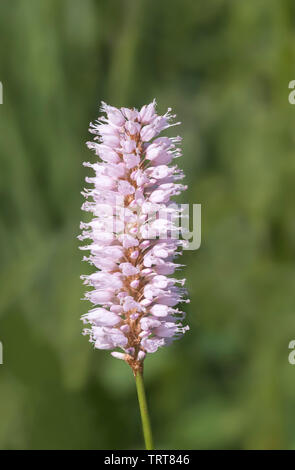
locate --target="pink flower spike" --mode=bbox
[80,100,189,375]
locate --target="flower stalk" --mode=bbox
[135,371,154,450]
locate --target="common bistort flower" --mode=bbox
[79,100,189,376]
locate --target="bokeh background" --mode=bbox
[0,0,295,450]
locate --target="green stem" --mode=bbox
[135,371,154,450]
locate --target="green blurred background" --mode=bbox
[1,0,295,450]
